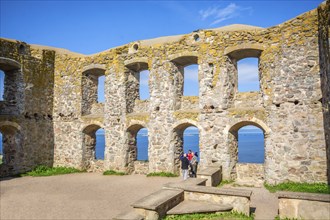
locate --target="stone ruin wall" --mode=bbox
[0,42,55,176]
[318,1,330,183]
[0,2,329,184]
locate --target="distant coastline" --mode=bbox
[0,129,265,163]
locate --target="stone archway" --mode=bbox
[226,120,269,186]
[171,121,200,175]
[126,124,148,174]
[82,124,103,170]
[0,122,22,177]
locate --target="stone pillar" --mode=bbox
[103,64,128,171]
[148,61,181,173]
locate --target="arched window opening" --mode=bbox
[126,125,149,173]
[81,67,105,115]
[0,124,20,176]
[82,124,104,170]
[124,61,149,113]
[183,126,200,160]
[183,65,199,96]
[137,128,148,161]
[95,128,105,160]
[97,75,105,103]
[139,70,150,100]
[237,58,259,92]
[238,125,264,163]
[0,70,4,101]
[172,123,200,174]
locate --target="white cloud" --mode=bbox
[238,63,259,82]
[199,3,252,26]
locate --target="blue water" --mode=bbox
[0,129,265,163]
[238,132,264,163]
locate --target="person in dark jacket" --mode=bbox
[180,153,190,180]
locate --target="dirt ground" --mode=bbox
[0,173,181,220]
[0,173,278,220]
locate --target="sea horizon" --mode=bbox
[0,128,265,163]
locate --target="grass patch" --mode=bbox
[217,180,235,187]
[103,170,127,176]
[264,182,330,194]
[164,211,253,220]
[22,165,83,177]
[274,216,297,220]
[146,172,178,177]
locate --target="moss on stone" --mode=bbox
[126,113,150,123]
[182,96,199,103]
[228,108,266,121]
[173,111,199,121]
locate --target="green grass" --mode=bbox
[103,170,127,176]
[217,180,235,187]
[146,172,179,177]
[274,216,297,220]
[22,165,83,177]
[164,211,253,220]
[264,182,330,194]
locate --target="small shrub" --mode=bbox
[103,170,127,176]
[22,165,83,177]
[264,181,330,194]
[146,172,178,177]
[164,211,253,220]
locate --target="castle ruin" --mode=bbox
[0,2,329,185]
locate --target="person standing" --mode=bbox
[187,150,193,161]
[190,151,198,178]
[180,153,190,180]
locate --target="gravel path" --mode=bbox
[0,173,181,220]
[1,173,279,220]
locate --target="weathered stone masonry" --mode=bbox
[0,2,329,184]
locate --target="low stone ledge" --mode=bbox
[133,161,149,175]
[113,210,144,220]
[197,166,222,187]
[166,200,233,215]
[182,186,252,215]
[163,178,207,189]
[277,192,330,220]
[236,163,264,187]
[183,185,252,198]
[132,188,184,220]
[277,191,330,202]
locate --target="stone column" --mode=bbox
[148,60,182,173]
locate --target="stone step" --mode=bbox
[163,178,207,189]
[113,210,144,220]
[132,188,184,211]
[166,200,233,215]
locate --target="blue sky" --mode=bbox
[0,1,322,55]
[0,0,323,119]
